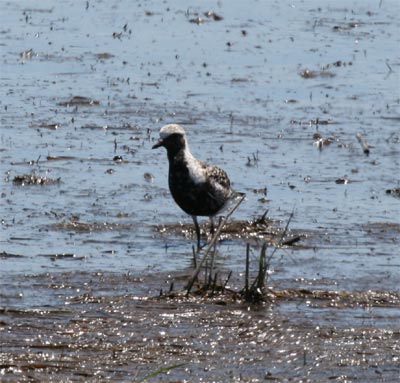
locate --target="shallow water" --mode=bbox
[1,0,399,285]
[1,0,400,381]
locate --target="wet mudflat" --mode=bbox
[1,271,399,382]
[1,0,399,381]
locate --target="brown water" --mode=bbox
[1,0,399,381]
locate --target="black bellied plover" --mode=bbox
[152,124,240,250]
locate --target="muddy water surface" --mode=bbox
[1,0,399,381]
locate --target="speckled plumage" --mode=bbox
[152,124,235,249]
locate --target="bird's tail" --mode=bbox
[218,189,246,214]
[231,190,246,200]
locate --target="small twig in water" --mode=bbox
[260,209,269,222]
[245,243,250,295]
[229,112,234,131]
[281,235,302,246]
[207,217,221,285]
[192,245,197,269]
[211,272,219,295]
[385,61,393,73]
[267,209,295,264]
[223,271,232,292]
[356,133,370,155]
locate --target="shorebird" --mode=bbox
[152,124,239,250]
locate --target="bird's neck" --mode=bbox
[167,146,205,183]
[166,145,186,164]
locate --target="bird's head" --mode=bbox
[152,124,187,152]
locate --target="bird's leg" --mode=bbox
[208,217,215,246]
[209,217,215,236]
[192,215,201,252]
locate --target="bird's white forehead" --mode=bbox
[159,124,186,139]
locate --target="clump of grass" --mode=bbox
[242,210,294,303]
[242,242,269,303]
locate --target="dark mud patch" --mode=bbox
[188,10,224,25]
[312,132,338,150]
[299,68,336,79]
[159,284,400,310]
[38,253,85,261]
[12,173,61,186]
[273,288,399,309]
[362,221,400,241]
[30,122,61,130]
[386,187,400,199]
[0,251,24,259]
[94,52,115,60]
[9,157,73,166]
[48,220,137,233]
[45,155,77,161]
[290,117,337,126]
[81,123,142,132]
[1,271,399,382]
[332,22,362,31]
[19,49,37,60]
[335,177,351,184]
[57,96,100,107]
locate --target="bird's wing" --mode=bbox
[203,163,231,190]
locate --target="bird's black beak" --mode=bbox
[152,139,164,149]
